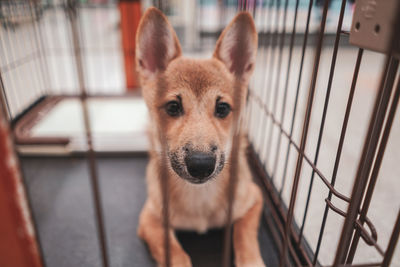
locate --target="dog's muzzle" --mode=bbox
[169,146,225,184]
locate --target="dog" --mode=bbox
[136,7,265,267]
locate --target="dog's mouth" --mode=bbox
[169,150,225,184]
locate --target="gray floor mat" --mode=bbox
[21,156,279,267]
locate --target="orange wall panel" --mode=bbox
[119,1,142,90]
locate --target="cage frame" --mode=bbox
[0,0,399,266]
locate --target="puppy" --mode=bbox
[136,7,265,267]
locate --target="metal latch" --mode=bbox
[350,0,400,53]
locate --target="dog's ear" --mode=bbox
[213,12,257,83]
[136,7,182,80]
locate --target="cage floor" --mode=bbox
[15,96,150,154]
[21,156,280,267]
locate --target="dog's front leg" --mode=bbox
[138,205,192,267]
[233,185,266,267]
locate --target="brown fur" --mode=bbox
[136,7,265,267]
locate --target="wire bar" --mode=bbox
[251,86,392,254]
[254,0,276,151]
[8,2,40,111]
[382,210,400,267]
[279,0,331,265]
[297,0,347,245]
[270,0,300,182]
[66,1,110,267]
[0,71,12,120]
[324,199,383,255]
[278,0,314,199]
[29,0,51,95]
[2,13,24,113]
[222,74,247,267]
[263,0,289,174]
[155,75,171,267]
[258,0,281,160]
[247,0,272,134]
[0,51,40,74]
[250,91,351,203]
[313,48,364,265]
[248,145,313,266]
[333,55,399,265]
[346,63,400,263]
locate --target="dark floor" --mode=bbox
[20,156,279,267]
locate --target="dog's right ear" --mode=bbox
[136,7,182,80]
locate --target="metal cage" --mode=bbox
[0,0,399,266]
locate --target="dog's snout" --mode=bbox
[185,152,216,179]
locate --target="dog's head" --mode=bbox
[136,8,257,184]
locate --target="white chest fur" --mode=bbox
[169,179,228,233]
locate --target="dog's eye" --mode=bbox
[165,101,183,117]
[215,102,231,118]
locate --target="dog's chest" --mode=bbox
[170,183,227,233]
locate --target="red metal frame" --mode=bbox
[0,97,42,267]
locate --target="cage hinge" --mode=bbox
[350,0,400,54]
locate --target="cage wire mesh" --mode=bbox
[0,0,399,266]
[0,0,125,119]
[245,0,400,266]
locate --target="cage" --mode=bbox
[0,0,399,266]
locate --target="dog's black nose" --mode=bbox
[185,152,216,179]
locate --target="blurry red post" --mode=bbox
[119,0,141,91]
[0,105,42,266]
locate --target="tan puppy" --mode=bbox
[136,7,265,267]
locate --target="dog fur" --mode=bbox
[136,7,265,267]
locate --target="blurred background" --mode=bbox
[0,0,399,266]
[0,0,359,153]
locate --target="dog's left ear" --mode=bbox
[213,12,257,83]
